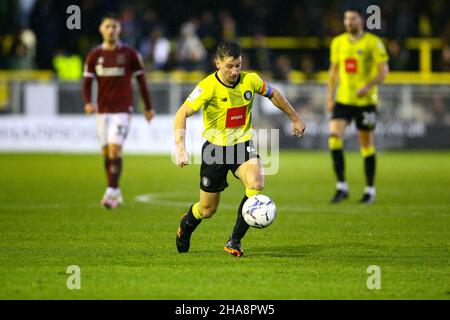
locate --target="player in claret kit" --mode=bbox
[173,41,306,257]
[83,13,155,209]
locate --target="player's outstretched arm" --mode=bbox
[82,75,95,114]
[83,50,97,114]
[135,73,155,123]
[269,88,306,138]
[173,104,197,167]
[327,62,339,112]
[84,102,95,114]
[357,62,389,97]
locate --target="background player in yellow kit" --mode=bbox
[174,41,306,257]
[327,8,389,204]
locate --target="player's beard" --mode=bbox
[346,24,363,36]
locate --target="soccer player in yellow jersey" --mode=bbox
[174,41,306,257]
[327,8,389,204]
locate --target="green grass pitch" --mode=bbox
[0,151,449,299]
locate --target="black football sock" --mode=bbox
[231,195,249,242]
[185,205,201,232]
[364,154,376,187]
[104,157,111,186]
[109,158,122,188]
[331,149,345,182]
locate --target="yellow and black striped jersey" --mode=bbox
[185,71,272,146]
[330,32,389,106]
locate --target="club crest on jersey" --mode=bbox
[201,176,210,187]
[244,90,252,100]
[246,145,256,153]
[98,57,104,64]
[357,49,364,55]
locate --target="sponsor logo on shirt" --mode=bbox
[225,105,247,128]
[95,66,126,76]
[345,58,358,73]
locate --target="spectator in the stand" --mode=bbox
[0,34,15,69]
[198,11,220,72]
[22,28,36,50]
[198,10,219,49]
[393,2,418,39]
[175,21,206,71]
[439,45,450,71]
[322,5,343,37]
[299,54,316,79]
[219,10,238,41]
[52,46,82,81]
[250,31,273,74]
[273,54,293,80]
[120,6,140,47]
[139,27,171,71]
[8,41,32,69]
[387,39,411,71]
[6,29,36,69]
[9,0,450,73]
[197,11,218,43]
[141,8,166,36]
[239,0,268,36]
[29,0,59,69]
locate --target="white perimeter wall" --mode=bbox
[0,115,204,154]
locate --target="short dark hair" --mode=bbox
[101,12,120,24]
[216,41,242,60]
[344,7,363,17]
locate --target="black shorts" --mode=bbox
[200,140,259,193]
[331,103,377,131]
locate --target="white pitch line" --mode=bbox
[135,193,313,213]
[0,203,100,210]
[133,192,450,215]
[134,193,236,209]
